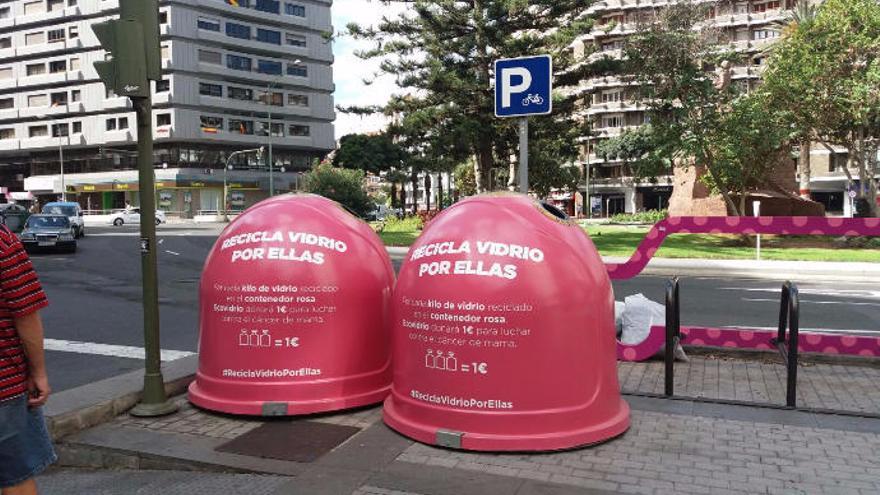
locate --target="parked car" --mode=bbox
[0,204,30,233]
[110,208,167,226]
[42,201,85,238]
[20,214,77,253]
[366,204,401,222]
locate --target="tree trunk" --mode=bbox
[508,152,517,192]
[390,182,398,209]
[436,173,444,210]
[473,153,484,194]
[424,174,432,211]
[410,169,418,214]
[798,139,811,199]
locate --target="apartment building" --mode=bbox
[0,0,334,215]
[570,0,845,217]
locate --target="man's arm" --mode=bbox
[15,311,50,407]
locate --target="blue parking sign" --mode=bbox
[494,55,553,118]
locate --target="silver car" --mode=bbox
[20,214,77,253]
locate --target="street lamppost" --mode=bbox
[37,107,66,201]
[223,147,264,222]
[261,60,300,198]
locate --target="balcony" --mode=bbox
[103,97,133,110]
[0,108,18,121]
[18,104,69,119]
[154,126,173,140]
[0,139,19,151]
[105,129,135,144]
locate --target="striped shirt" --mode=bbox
[0,225,49,402]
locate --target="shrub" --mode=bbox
[610,209,669,225]
[383,215,423,232]
[301,163,373,218]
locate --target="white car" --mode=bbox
[110,208,167,226]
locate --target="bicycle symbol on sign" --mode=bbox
[522,93,545,106]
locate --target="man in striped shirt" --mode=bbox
[0,224,55,495]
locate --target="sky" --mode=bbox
[331,0,408,140]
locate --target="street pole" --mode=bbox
[268,108,274,197]
[58,126,65,201]
[223,154,231,222]
[518,117,528,194]
[129,93,177,417]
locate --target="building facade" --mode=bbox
[0,0,334,215]
[571,0,867,217]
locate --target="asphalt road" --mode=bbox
[27,223,880,393]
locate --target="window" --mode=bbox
[288,125,309,137]
[198,49,222,65]
[0,37,11,49]
[256,0,280,13]
[52,123,69,137]
[0,98,12,110]
[257,60,282,75]
[106,118,117,131]
[25,32,46,45]
[72,121,82,134]
[601,115,622,128]
[228,86,253,101]
[197,17,220,31]
[155,79,170,92]
[69,57,80,70]
[156,113,171,126]
[159,11,168,25]
[0,68,13,80]
[118,117,129,129]
[285,33,306,47]
[160,44,170,60]
[200,116,223,131]
[0,129,14,140]
[68,26,79,39]
[226,22,251,40]
[199,82,223,97]
[753,1,781,13]
[47,0,64,11]
[71,90,81,102]
[260,91,283,106]
[28,94,48,107]
[270,122,284,137]
[285,3,305,16]
[47,29,65,43]
[256,29,281,45]
[600,91,621,103]
[229,119,254,135]
[0,7,10,19]
[49,60,67,73]
[288,94,308,106]
[227,55,252,72]
[29,125,48,138]
[753,29,779,40]
[287,64,307,77]
[50,92,67,106]
[23,1,43,15]
[227,0,251,6]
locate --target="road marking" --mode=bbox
[723,287,880,299]
[742,297,880,308]
[44,339,194,362]
[165,250,180,256]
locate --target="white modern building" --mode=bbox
[571,0,810,216]
[0,0,334,215]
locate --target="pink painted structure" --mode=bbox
[610,217,880,362]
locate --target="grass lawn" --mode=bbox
[378,224,880,263]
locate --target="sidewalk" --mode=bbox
[42,354,880,495]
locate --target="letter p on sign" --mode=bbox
[501,68,532,108]
[494,55,552,118]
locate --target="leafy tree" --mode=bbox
[344,0,593,196]
[301,163,374,218]
[702,91,797,214]
[454,161,477,198]
[592,125,671,182]
[333,133,404,175]
[763,0,880,216]
[620,0,783,216]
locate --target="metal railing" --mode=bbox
[663,278,801,409]
[772,281,800,408]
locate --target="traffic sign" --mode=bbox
[494,55,553,118]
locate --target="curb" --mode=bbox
[45,355,198,441]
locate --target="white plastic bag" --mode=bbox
[620,293,688,361]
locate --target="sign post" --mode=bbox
[753,201,761,261]
[495,55,552,194]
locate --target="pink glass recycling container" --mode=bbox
[384,193,630,451]
[189,194,394,416]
